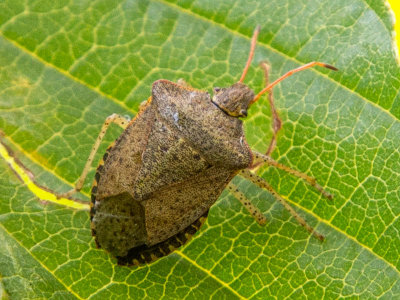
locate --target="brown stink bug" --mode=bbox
[57,26,337,265]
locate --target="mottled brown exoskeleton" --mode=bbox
[59,27,337,265]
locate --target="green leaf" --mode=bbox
[1,0,400,298]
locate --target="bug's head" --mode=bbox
[212,83,254,118]
[210,26,260,119]
[213,26,338,119]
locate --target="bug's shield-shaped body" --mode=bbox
[91,80,253,264]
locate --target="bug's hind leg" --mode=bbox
[227,182,267,225]
[252,151,333,200]
[239,169,324,241]
[57,114,130,199]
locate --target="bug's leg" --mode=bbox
[227,182,267,225]
[139,100,148,110]
[252,151,333,200]
[57,113,130,199]
[260,62,282,157]
[177,78,191,88]
[240,169,324,241]
[251,62,282,172]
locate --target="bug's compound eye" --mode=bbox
[239,109,248,117]
[213,87,221,93]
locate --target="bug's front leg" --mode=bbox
[57,113,130,199]
[177,78,191,88]
[250,62,282,171]
[260,62,282,157]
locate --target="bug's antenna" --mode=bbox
[250,62,338,104]
[239,25,260,83]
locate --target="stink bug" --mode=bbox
[58,26,337,265]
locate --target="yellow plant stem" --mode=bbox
[0,142,89,210]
